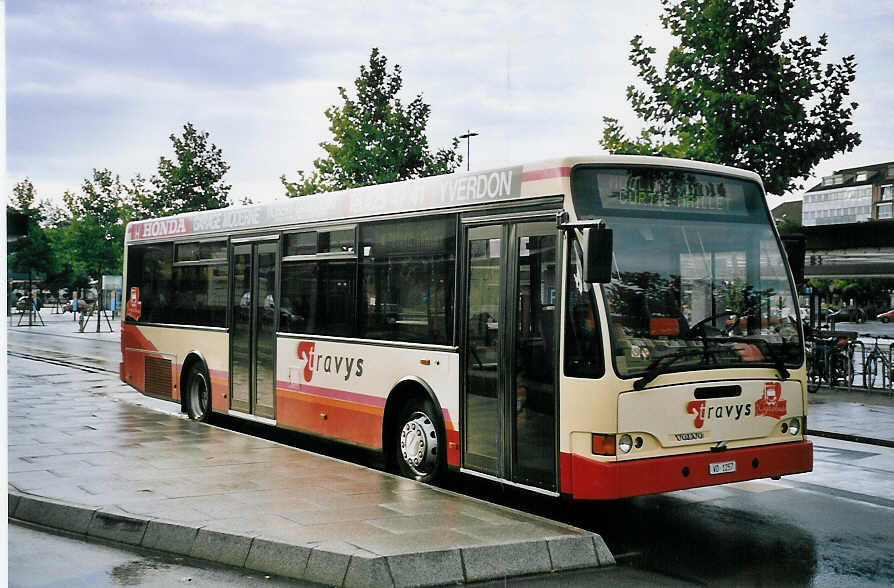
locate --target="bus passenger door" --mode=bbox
[230,238,278,420]
[462,221,558,492]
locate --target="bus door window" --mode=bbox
[513,232,557,485]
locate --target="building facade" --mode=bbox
[802,161,894,226]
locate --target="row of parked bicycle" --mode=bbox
[806,331,893,393]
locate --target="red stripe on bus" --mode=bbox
[561,440,812,500]
[280,380,387,408]
[521,167,571,182]
[277,380,457,431]
[277,390,384,447]
[276,388,461,460]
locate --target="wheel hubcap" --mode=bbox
[400,412,437,476]
[191,375,208,417]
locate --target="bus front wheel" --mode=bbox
[185,364,211,422]
[394,398,443,483]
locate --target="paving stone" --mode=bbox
[303,541,356,586]
[13,494,96,534]
[593,535,616,566]
[142,519,199,554]
[87,509,148,545]
[244,537,311,580]
[461,540,553,582]
[343,551,393,588]
[190,528,253,568]
[8,493,21,516]
[546,535,599,570]
[386,549,465,588]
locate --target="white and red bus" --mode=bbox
[121,155,812,499]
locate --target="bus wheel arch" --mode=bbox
[383,377,446,483]
[181,352,211,422]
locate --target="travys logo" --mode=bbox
[296,341,364,384]
[754,382,787,419]
[686,381,787,428]
[686,399,752,429]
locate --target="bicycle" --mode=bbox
[806,334,853,392]
[862,334,892,390]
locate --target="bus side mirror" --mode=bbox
[582,227,613,283]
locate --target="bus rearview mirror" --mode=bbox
[582,227,613,283]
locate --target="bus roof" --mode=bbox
[125,155,764,243]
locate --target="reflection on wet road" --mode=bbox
[446,438,894,586]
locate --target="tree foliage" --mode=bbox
[134,122,233,218]
[282,48,461,197]
[63,169,129,277]
[8,178,54,280]
[601,0,861,195]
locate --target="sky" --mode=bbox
[5,0,894,212]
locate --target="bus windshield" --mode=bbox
[571,166,803,379]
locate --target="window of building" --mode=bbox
[878,203,893,220]
[881,185,893,200]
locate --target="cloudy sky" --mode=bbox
[6,0,893,211]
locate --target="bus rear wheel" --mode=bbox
[394,398,443,483]
[186,364,211,422]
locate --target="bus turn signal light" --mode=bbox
[592,433,616,456]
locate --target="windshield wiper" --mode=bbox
[719,335,791,380]
[633,348,705,390]
[686,309,735,338]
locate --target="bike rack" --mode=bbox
[857,334,893,395]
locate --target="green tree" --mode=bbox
[134,122,232,218]
[282,48,461,197]
[63,169,128,281]
[8,179,54,317]
[601,0,861,195]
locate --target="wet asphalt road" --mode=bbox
[8,324,894,586]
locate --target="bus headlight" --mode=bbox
[618,434,633,454]
[789,418,800,436]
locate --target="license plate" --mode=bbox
[709,460,736,475]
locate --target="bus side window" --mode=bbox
[564,250,604,378]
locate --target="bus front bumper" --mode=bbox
[561,439,813,500]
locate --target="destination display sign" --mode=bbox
[127,165,524,241]
[600,171,747,212]
[571,167,758,218]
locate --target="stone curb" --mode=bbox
[808,429,894,448]
[8,490,614,587]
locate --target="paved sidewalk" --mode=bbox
[808,386,894,447]
[7,354,613,587]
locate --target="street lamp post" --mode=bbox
[459,130,478,172]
